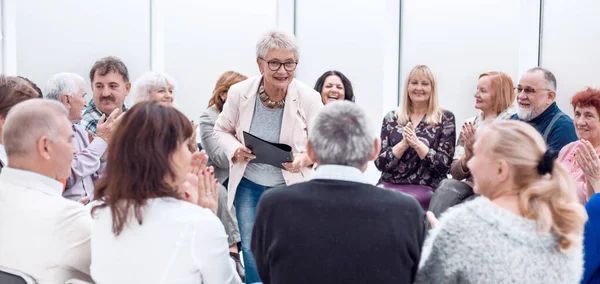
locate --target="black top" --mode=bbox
[251,179,425,284]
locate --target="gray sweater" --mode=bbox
[416,197,583,284]
[199,105,229,183]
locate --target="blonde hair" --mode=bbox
[478,71,515,115]
[483,120,587,251]
[397,65,443,125]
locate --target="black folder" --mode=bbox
[243,131,293,170]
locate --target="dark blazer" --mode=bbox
[251,179,425,284]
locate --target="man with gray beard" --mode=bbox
[511,67,577,151]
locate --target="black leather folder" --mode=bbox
[243,131,293,170]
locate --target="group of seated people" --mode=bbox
[0,28,598,284]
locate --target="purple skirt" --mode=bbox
[377,181,433,210]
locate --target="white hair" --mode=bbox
[3,99,69,157]
[255,29,299,60]
[308,101,376,168]
[43,72,86,101]
[131,72,178,104]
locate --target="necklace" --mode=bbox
[258,85,285,109]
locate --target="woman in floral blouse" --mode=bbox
[375,65,456,210]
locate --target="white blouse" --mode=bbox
[91,197,241,284]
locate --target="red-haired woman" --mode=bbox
[558,87,600,204]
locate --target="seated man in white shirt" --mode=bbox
[0,75,40,169]
[44,72,120,202]
[0,99,93,284]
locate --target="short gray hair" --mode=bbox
[256,29,299,60]
[309,101,376,168]
[44,72,86,101]
[528,67,557,91]
[3,99,69,157]
[132,72,178,104]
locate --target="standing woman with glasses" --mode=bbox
[214,29,323,283]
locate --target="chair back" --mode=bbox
[0,266,36,284]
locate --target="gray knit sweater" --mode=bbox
[415,197,583,284]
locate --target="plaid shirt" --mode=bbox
[78,100,128,135]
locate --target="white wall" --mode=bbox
[14,0,150,100]
[162,0,277,120]
[401,0,521,130]
[295,0,398,183]
[541,0,600,116]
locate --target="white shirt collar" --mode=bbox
[0,167,63,196]
[0,144,7,166]
[310,164,369,184]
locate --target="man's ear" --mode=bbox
[306,140,318,165]
[125,82,132,94]
[60,94,71,107]
[369,137,382,162]
[547,90,557,103]
[37,136,52,160]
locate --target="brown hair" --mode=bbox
[208,71,247,112]
[483,120,587,251]
[0,76,40,118]
[478,71,515,115]
[89,56,130,83]
[92,101,193,236]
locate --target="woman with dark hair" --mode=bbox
[314,70,355,104]
[90,102,241,284]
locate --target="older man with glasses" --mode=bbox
[511,67,577,152]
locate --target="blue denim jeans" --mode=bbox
[234,177,269,284]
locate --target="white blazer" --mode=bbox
[214,75,323,209]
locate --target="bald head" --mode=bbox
[3,99,76,179]
[3,99,69,157]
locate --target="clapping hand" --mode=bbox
[180,150,219,214]
[461,122,476,158]
[403,122,421,148]
[576,140,600,191]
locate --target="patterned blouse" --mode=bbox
[375,109,456,188]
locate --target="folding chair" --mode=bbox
[0,266,36,284]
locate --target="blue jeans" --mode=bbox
[234,177,269,284]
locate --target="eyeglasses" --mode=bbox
[514,86,553,94]
[260,58,298,71]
